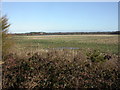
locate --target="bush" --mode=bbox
[86,50,111,62]
[2,49,120,89]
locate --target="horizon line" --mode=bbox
[9,30,118,34]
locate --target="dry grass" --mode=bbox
[13,35,118,54]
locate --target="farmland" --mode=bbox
[2,34,120,88]
[2,2,120,88]
[13,34,118,54]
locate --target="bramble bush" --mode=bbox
[2,49,120,89]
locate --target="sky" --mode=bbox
[2,2,118,33]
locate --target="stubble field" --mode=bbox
[13,34,118,54]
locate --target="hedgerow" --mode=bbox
[2,49,120,89]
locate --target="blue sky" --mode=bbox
[2,2,118,33]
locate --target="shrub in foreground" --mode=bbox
[2,50,120,89]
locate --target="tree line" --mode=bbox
[12,31,120,35]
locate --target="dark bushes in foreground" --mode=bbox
[2,50,120,89]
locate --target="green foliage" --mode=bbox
[1,15,14,55]
[87,50,107,62]
[1,15,10,33]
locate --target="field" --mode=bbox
[3,34,120,88]
[13,34,118,54]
